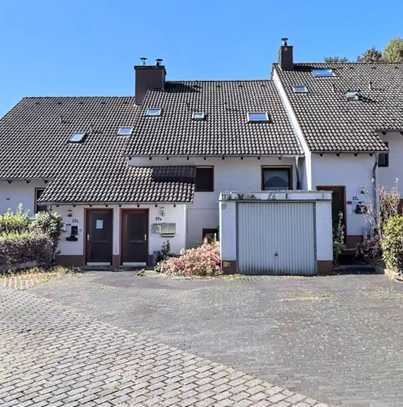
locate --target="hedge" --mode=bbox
[0,208,30,233]
[381,215,403,272]
[0,232,53,269]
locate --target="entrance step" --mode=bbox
[82,265,113,272]
[118,266,146,272]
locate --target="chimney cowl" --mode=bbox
[278,38,294,71]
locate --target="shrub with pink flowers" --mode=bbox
[158,241,221,277]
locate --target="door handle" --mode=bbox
[144,234,147,241]
[87,234,90,242]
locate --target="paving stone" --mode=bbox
[0,287,327,407]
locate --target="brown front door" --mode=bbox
[121,210,148,264]
[317,185,346,233]
[86,209,113,263]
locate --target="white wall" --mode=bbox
[377,131,403,195]
[311,153,375,237]
[52,203,187,260]
[315,200,333,261]
[130,156,297,247]
[0,180,47,215]
[55,206,85,256]
[219,199,237,261]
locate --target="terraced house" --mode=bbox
[0,39,402,275]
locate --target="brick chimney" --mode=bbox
[278,38,293,71]
[135,58,166,105]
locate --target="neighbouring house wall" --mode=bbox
[377,131,403,195]
[52,203,187,264]
[311,153,376,238]
[130,156,298,247]
[0,180,47,215]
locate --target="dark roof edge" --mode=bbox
[273,62,403,67]
[311,149,387,154]
[126,154,305,158]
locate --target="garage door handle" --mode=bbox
[274,252,279,257]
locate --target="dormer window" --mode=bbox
[312,68,335,78]
[192,112,206,120]
[247,112,270,123]
[117,126,134,136]
[293,84,308,93]
[68,132,86,143]
[145,108,162,117]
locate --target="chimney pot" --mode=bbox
[156,58,163,66]
[140,57,148,65]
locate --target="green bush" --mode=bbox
[381,215,403,272]
[0,206,30,233]
[30,211,63,255]
[0,232,53,269]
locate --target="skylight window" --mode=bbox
[145,107,162,117]
[117,126,134,136]
[311,68,335,78]
[192,112,206,120]
[293,84,308,93]
[68,132,86,143]
[247,112,270,123]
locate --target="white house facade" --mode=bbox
[0,39,401,274]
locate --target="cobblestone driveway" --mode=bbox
[0,287,327,407]
[29,272,403,407]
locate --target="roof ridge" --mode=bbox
[166,79,272,83]
[285,62,403,66]
[23,96,135,100]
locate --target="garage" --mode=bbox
[219,191,333,275]
[238,201,316,275]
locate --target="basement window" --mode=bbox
[312,68,335,78]
[247,112,270,123]
[293,84,308,93]
[117,126,134,136]
[192,111,206,120]
[68,132,86,143]
[145,107,162,117]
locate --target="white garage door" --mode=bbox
[238,202,316,275]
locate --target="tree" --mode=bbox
[383,37,403,63]
[324,56,349,63]
[357,47,384,63]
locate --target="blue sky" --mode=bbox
[0,0,401,116]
